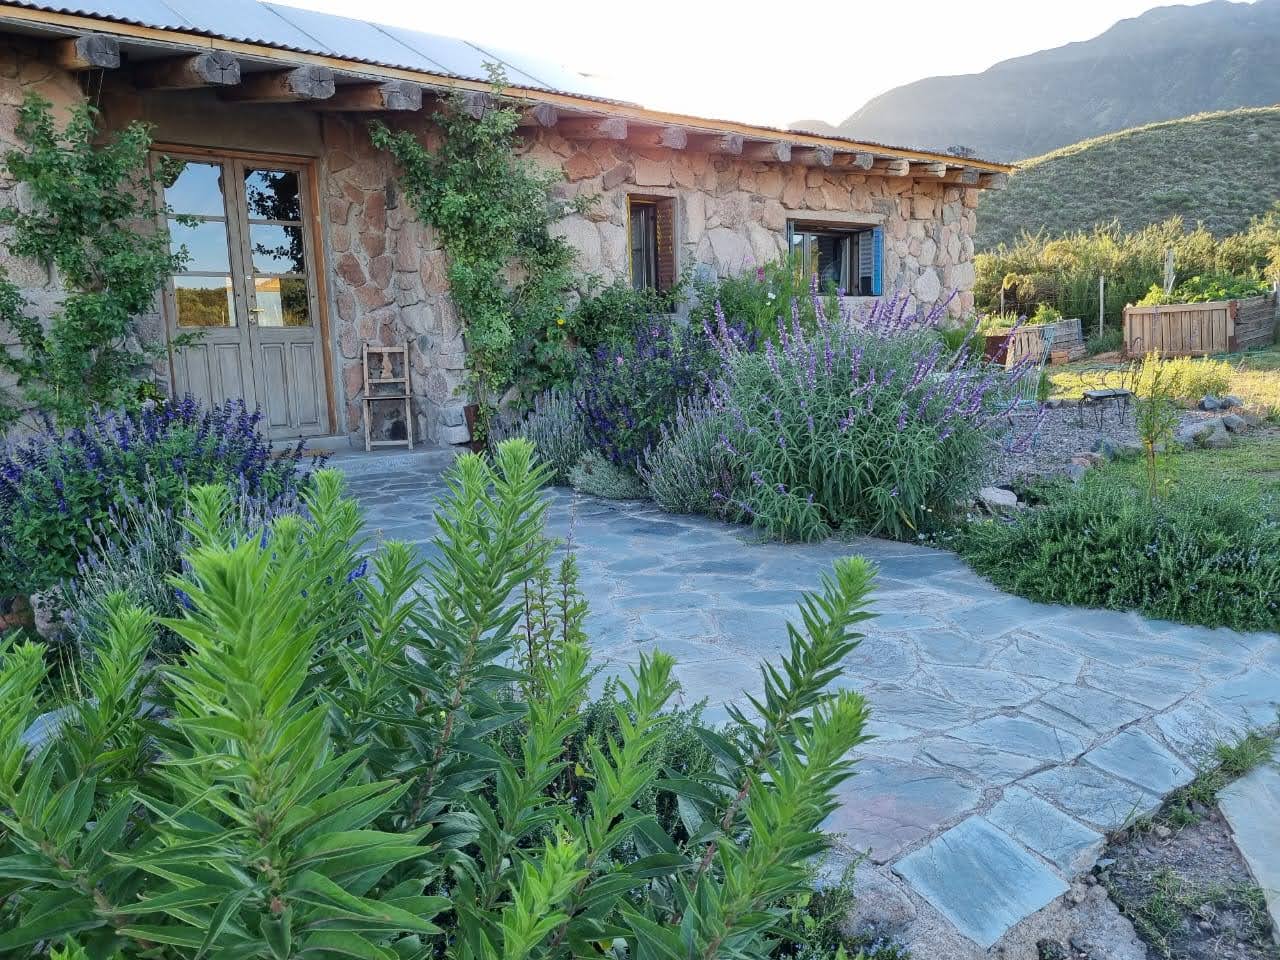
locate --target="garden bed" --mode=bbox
[1123,293,1277,357]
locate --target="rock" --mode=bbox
[1175,418,1230,449]
[1199,395,1223,411]
[842,865,918,941]
[1154,824,1172,840]
[1065,463,1089,483]
[979,486,1019,511]
[1091,438,1119,460]
[1221,394,1243,408]
[1044,398,1064,409]
[1221,413,1247,433]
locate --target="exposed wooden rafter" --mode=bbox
[940,167,982,185]
[911,161,948,178]
[872,158,910,177]
[691,132,743,155]
[793,145,834,167]
[316,80,421,112]
[517,102,560,128]
[741,140,790,162]
[628,125,688,150]
[978,172,1009,190]
[53,33,119,71]
[833,151,875,170]
[223,65,334,102]
[133,51,241,89]
[558,116,628,140]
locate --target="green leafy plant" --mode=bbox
[0,439,878,959]
[0,93,190,428]
[568,449,648,500]
[1132,351,1233,402]
[1137,273,1271,306]
[959,473,1280,630]
[370,79,578,436]
[689,256,838,342]
[1029,303,1063,325]
[1132,357,1180,501]
[491,387,587,485]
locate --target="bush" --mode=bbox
[1136,273,1272,306]
[493,387,586,484]
[568,449,648,500]
[685,296,1023,542]
[1133,352,1233,402]
[0,396,312,597]
[0,439,877,959]
[1030,303,1063,324]
[1086,327,1124,355]
[641,397,737,515]
[58,478,311,658]
[689,256,839,342]
[959,475,1280,630]
[577,320,725,469]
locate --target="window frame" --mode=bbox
[787,220,883,296]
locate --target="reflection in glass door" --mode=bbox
[161,154,329,439]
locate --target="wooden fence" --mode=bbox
[1122,293,1278,357]
[1003,318,1085,367]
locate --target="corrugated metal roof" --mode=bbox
[5,0,632,101]
[0,0,1014,169]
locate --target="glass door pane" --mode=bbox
[163,160,238,328]
[243,168,312,327]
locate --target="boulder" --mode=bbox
[1222,395,1244,408]
[978,486,1019,511]
[1175,418,1230,448]
[1221,413,1248,434]
[1198,395,1223,411]
[1064,463,1089,483]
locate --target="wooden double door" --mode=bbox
[160,151,331,439]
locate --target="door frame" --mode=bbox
[153,142,338,437]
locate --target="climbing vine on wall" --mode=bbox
[0,93,189,429]
[370,79,579,436]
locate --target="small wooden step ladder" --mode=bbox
[361,342,414,452]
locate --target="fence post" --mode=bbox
[1098,275,1105,339]
[1000,286,1005,316]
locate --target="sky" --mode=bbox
[270,0,1220,128]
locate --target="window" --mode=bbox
[787,222,883,296]
[628,196,676,293]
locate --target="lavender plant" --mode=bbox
[576,320,728,470]
[640,396,738,516]
[0,396,314,596]
[693,286,1035,541]
[492,387,586,484]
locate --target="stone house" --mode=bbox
[0,0,1012,446]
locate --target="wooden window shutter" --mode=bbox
[655,198,676,292]
[871,226,884,296]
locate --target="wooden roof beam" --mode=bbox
[134,51,240,89]
[517,102,560,128]
[872,157,910,177]
[688,132,743,155]
[558,116,628,140]
[939,166,982,185]
[53,33,119,71]
[315,80,421,112]
[793,145,834,167]
[628,125,688,149]
[978,172,1009,190]
[223,65,334,102]
[741,140,790,162]
[911,161,948,178]
[833,151,875,170]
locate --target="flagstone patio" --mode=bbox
[340,452,1280,952]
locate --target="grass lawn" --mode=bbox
[1098,434,1280,501]
[1047,342,1280,419]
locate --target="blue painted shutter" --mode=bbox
[871,226,884,296]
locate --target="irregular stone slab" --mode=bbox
[1084,728,1195,796]
[1082,662,1202,710]
[990,633,1084,683]
[945,597,1055,642]
[866,609,948,632]
[865,686,975,732]
[673,657,764,709]
[916,737,1044,784]
[986,786,1105,873]
[1202,669,1280,727]
[916,629,993,667]
[1023,763,1159,831]
[1154,699,1252,763]
[633,610,718,642]
[824,760,981,863]
[1022,685,1147,742]
[1218,749,1280,939]
[839,635,919,684]
[893,816,1068,947]
[712,607,792,655]
[950,715,1084,762]
[926,664,1048,709]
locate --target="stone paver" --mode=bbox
[894,816,1069,948]
[341,455,1280,950]
[1218,749,1280,938]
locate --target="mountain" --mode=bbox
[975,107,1280,249]
[807,0,1280,161]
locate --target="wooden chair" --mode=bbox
[361,342,414,452]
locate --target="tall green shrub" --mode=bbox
[0,441,877,959]
[0,94,189,428]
